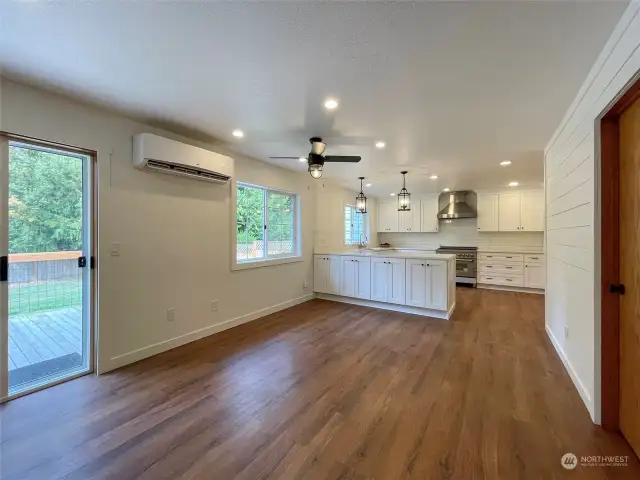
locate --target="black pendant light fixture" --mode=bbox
[397,171,411,211]
[355,177,367,214]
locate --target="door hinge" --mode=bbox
[0,256,7,282]
[90,256,96,269]
[78,256,87,268]
[609,283,626,295]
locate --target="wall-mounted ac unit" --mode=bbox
[133,133,234,183]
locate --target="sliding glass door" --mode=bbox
[0,138,94,400]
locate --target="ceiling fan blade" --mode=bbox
[269,156,305,160]
[324,155,362,163]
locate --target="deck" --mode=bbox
[9,306,83,371]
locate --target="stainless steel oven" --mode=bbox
[436,246,477,286]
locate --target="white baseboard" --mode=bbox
[100,294,315,374]
[545,325,594,419]
[477,284,545,295]
[316,293,452,320]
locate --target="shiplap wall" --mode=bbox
[379,218,543,250]
[544,1,640,423]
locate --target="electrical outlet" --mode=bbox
[303,280,308,289]
[212,300,219,312]
[564,325,569,339]
[166,308,176,322]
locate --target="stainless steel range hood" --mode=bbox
[437,191,477,219]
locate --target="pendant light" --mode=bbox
[355,177,367,214]
[397,171,411,211]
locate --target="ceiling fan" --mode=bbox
[270,136,361,179]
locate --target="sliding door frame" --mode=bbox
[0,132,98,402]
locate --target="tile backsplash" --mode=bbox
[378,218,544,250]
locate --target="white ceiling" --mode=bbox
[0,1,627,197]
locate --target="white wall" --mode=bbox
[544,1,640,422]
[1,79,316,373]
[314,182,378,250]
[379,219,544,250]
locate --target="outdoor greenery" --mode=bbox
[236,185,294,245]
[9,281,81,316]
[9,145,83,254]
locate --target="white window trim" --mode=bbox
[231,180,302,271]
[344,204,368,246]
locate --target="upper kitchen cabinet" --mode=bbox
[520,190,545,231]
[476,193,499,232]
[498,192,522,231]
[399,206,421,232]
[499,190,544,232]
[420,195,439,232]
[378,201,399,232]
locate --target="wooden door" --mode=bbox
[477,193,499,232]
[520,190,545,231]
[354,258,371,300]
[619,95,640,457]
[498,192,521,231]
[405,259,426,308]
[370,258,388,302]
[420,195,439,232]
[340,256,356,297]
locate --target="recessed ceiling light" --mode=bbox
[375,141,386,149]
[500,160,512,166]
[390,193,396,196]
[324,98,339,110]
[509,181,519,187]
[443,188,451,192]
[232,129,244,138]
[430,175,438,179]
[365,183,372,187]
[298,157,306,162]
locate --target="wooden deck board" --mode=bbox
[8,307,82,371]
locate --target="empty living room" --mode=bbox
[2,1,640,479]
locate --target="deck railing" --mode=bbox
[8,251,82,316]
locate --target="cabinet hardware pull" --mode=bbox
[506,278,512,282]
[506,266,512,269]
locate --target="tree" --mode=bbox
[8,146,83,253]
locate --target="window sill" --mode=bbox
[232,255,304,271]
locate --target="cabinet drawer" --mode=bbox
[478,253,523,262]
[479,273,524,287]
[478,262,523,274]
[524,254,544,263]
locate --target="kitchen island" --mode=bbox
[313,250,456,319]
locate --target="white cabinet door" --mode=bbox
[477,194,499,232]
[498,192,522,231]
[520,190,545,231]
[340,256,356,297]
[399,208,421,232]
[405,259,427,308]
[370,258,388,302]
[314,256,328,293]
[378,201,399,232]
[420,195,439,232]
[524,263,545,289]
[426,261,447,310]
[327,256,342,295]
[354,258,371,300]
[387,258,406,305]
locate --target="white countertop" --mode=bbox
[477,246,545,254]
[314,249,456,261]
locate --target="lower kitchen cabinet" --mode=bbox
[314,255,341,294]
[524,261,545,289]
[371,257,406,305]
[340,256,371,299]
[405,259,447,310]
[477,252,545,291]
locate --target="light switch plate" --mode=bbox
[166,308,176,322]
[110,242,121,257]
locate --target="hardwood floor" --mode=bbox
[1,288,638,479]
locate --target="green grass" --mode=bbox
[9,281,81,316]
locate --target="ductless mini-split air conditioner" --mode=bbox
[133,133,234,183]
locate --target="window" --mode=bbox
[344,205,367,245]
[236,183,298,264]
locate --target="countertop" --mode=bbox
[314,249,456,261]
[477,246,545,254]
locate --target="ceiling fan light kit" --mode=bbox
[356,177,367,214]
[397,171,411,211]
